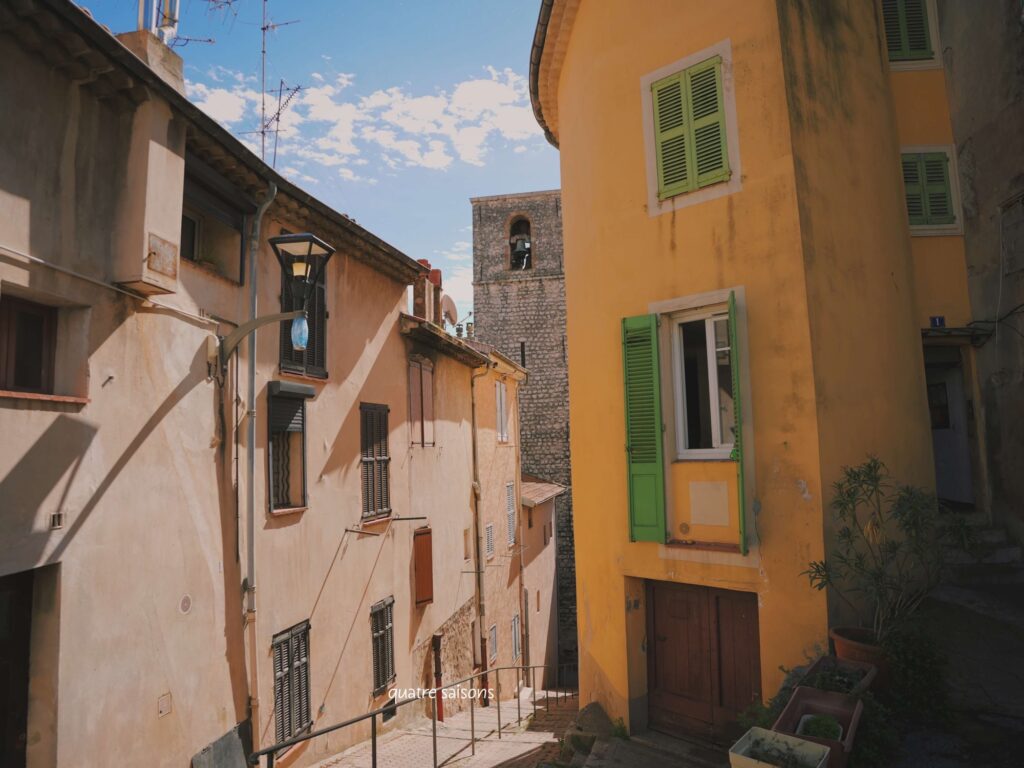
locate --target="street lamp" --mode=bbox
[212,232,336,373]
[268,233,335,352]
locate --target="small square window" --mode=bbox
[0,296,57,395]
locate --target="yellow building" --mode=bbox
[529,0,978,739]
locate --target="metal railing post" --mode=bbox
[496,669,502,739]
[532,666,536,717]
[470,685,476,756]
[516,666,522,724]
[267,753,275,768]
[371,712,377,768]
[431,695,438,768]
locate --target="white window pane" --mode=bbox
[713,318,736,445]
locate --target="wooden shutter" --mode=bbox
[902,154,926,225]
[687,57,729,187]
[922,152,954,224]
[279,262,304,372]
[408,361,423,446]
[622,315,666,543]
[273,634,290,742]
[652,71,690,199]
[361,404,391,518]
[506,482,516,545]
[883,0,932,60]
[292,625,311,732]
[307,271,327,378]
[727,293,748,556]
[269,396,304,433]
[414,527,434,605]
[485,523,495,557]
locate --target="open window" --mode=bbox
[509,217,532,270]
[268,382,314,513]
[180,152,251,282]
[672,310,736,459]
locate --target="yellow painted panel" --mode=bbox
[890,69,954,145]
[910,236,972,327]
[667,460,739,546]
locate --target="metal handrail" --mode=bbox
[250,661,578,767]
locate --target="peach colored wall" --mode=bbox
[520,498,558,688]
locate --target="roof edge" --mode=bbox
[529,0,559,148]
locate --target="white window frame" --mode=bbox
[496,379,509,443]
[901,144,964,237]
[640,39,743,218]
[670,305,735,460]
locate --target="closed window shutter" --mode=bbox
[293,627,311,732]
[414,527,434,605]
[883,0,932,60]
[273,635,289,743]
[902,154,926,225]
[687,57,729,187]
[652,72,690,199]
[506,482,516,545]
[273,621,310,742]
[727,293,748,556]
[485,523,494,556]
[621,315,666,542]
[922,152,954,224]
[269,396,304,433]
[371,598,395,693]
[361,404,391,518]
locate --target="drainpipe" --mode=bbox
[470,362,492,704]
[244,182,277,748]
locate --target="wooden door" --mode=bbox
[0,570,33,767]
[647,581,761,739]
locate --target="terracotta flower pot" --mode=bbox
[801,655,877,696]
[829,627,889,687]
[772,687,863,768]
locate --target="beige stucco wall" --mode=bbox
[521,498,558,689]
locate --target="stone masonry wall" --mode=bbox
[470,190,577,675]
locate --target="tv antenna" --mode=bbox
[260,0,300,161]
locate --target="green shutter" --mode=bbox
[727,293,747,556]
[686,57,730,187]
[902,152,954,226]
[883,0,932,61]
[652,72,691,199]
[622,315,666,543]
[921,152,954,224]
[652,56,729,200]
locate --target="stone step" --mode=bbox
[950,562,1024,586]
[945,544,1022,565]
[974,527,1010,546]
[940,510,990,529]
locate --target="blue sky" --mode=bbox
[85,0,561,319]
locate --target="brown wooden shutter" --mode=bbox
[414,527,434,605]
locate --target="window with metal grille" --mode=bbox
[408,357,435,447]
[488,624,497,662]
[511,615,521,661]
[495,380,509,442]
[0,296,57,394]
[651,56,730,201]
[279,250,328,378]
[371,597,395,695]
[485,523,495,558]
[268,383,312,511]
[505,483,516,546]
[882,0,932,61]
[360,403,391,519]
[272,621,312,744]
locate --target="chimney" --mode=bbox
[116,30,186,95]
[428,269,443,326]
[413,260,435,321]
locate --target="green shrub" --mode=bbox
[799,714,842,740]
[849,693,901,767]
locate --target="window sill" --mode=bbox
[360,513,393,527]
[270,505,307,517]
[888,57,941,72]
[673,452,734,462]
[666,538,741,554]
[0,389,89,405]
[278,368,329,383]
[909,223,963,238]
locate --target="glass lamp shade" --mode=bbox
[290,315,309,352]
[268,232,336,310]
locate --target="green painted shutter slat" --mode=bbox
[922,152,954,224]
[687,57,730,187]
[622,314,665,543]
[727,293,747,556]
[902,154,926,225]
[652,73,691,199]
[884,0,932,61]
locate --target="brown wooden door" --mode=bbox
[647,581,761,739]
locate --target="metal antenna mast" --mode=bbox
[260,0,299,161]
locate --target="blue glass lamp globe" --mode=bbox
[291,316,309,352]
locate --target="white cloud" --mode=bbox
[443,265,474,317]
[186,81,257,125]
[437,240,472,262]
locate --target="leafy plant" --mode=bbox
[802,457,970,643]
[848,693,900,767]
[747,738,818,768]
[798,714,842,740]
[610,717,629,739]
[739,665,798,730]
[803,658,867,694]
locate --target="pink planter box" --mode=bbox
[772,687,863,768]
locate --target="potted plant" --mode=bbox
[773,687,863,768]
[802,458,970,677]
[730,726,830,768]
[801,656,876,696]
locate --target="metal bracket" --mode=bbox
[212,309,304,371]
